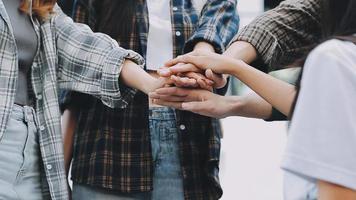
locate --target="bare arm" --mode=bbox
[318,181,356,200]
[230,60,296,117]
[120,60,167,95]
[223,41,258,64]
[149,87,273,119]
[166,51,296,117]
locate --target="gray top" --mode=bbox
[3,0,37,105]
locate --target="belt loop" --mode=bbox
[23,106,30,123]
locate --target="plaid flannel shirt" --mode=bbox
[235,0,322,71]
[0,1,144,199]
[62,0,239,199]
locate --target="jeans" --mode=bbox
[0,104,42,200]
[72,107,184,200]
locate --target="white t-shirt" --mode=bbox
[146,0,173,71]
[145,0,206,71]
[282,39,356,199]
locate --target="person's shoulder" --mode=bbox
[308,39,356,62]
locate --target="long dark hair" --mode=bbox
[96,0,138,42]
[321,0,356,37]
[290,0,356,118]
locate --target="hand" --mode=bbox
[159,65,227,89]
[159,65,214,91]
[164,50,243,75]
[149,87,239,118]
[144,77,173,94]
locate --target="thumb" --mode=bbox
[205,69,225,89]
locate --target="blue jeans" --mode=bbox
[0,104,43,199]
[72,107,184,200]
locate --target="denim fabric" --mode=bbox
[72,183,151,200]
[0,104,42,199]
[72,107,184,200]
[149,107,184,200]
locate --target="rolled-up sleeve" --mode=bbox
[184,0,239,53]
[54,6,144,109]
[233,0,322,71]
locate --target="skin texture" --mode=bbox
[156,41,276,119]
[61,41,222,179]
[318,181,356,200]
[154,42,356,198]
[161,50,296,116]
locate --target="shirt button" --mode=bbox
[179,124,186,131]
[37,95,42,100]
[39,125,45,131]
[175,31,181,37]
[46,164,52,170]
[173,7,178,11]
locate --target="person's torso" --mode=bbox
[0,2,69,199]
[2,0,37,106]
[69,0,223,198]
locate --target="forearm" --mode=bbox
[318,181,356,200]
[120,59,159,94]
[230,61,296,117]
[61,107,77,176]
[229,92,273,119]
[224,41,258,64]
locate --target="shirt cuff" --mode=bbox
[100,48,145,108]
[282,154,356,191]
[184,26,225,54]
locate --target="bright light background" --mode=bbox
[219,1,288,199]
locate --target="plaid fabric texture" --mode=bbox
[63,0,239,199]
[235,0,322,71]
[0,1,144,199]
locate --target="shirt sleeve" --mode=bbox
[54,5,145,109]
[184,0,239,54]
[281,40,356,191]
[234,0,322,71]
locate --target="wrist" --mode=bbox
[224,41,258,64]
[226,96,245,117]
[142,76,158,94]
[194,41,215,52]
[229,59,248,78]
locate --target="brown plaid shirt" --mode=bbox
[61,0,239,199]
[235,0,322,71]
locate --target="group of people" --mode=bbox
[0,0,355,199]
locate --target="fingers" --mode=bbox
[205,69,227,89]
[154,87,190,97]
[197,78,214,91]
[149,91,188,102]
[164,51,198,67]
[183,72,214,91]
[152,99,183,109]
[169,63,202,74]
[170,75,198,88]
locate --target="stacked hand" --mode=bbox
[149,49,245,118]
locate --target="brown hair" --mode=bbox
[19,0,56,20]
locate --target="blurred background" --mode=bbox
[220,0,287,199]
